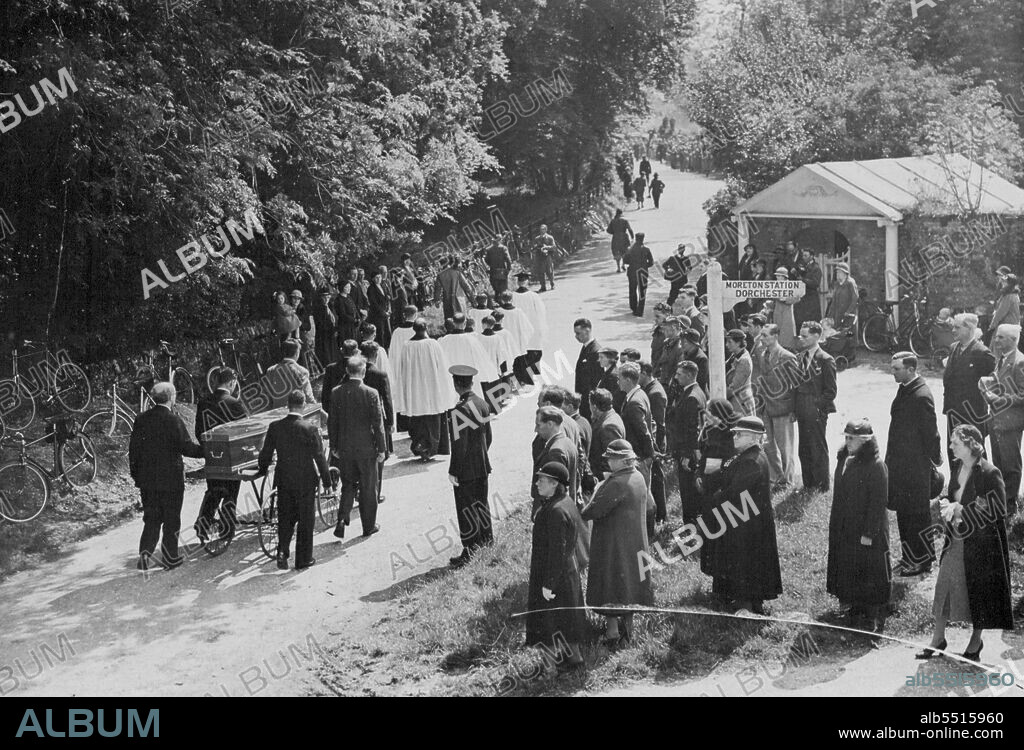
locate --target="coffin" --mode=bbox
[201,403,321,480]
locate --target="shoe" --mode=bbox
[378,495,385,505]
[277,553,288,570]
[362,524,380,537]
[333,523,346,539]
[915,639,946,659]
[137,553,153,571]
[296,558,316,570]
[962,641,983,662]
[449,554,469,568]
[899,565,932,577]
[194,524,209,544]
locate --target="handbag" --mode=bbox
[929,465,946,499]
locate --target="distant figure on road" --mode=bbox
[484,241,513,297]
[434,256,474,319]
[532,224,559,292]
[649,173,665,209]
[624,232,654,317]
[129,382,204,571]
[639,156,652,180]
[632,175,647,209]
[606,209,634,274]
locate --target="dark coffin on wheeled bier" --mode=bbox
[201,403,321,479]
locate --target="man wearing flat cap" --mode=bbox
[447,365,494,568]
[708,416,782,614]
[825,262,859,328]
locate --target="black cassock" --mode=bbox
[710,444,782,601]
[526,488,587,647]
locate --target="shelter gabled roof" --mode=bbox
[735,154,1024,221]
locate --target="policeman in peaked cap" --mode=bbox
[447,363,493,568]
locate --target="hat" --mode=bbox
[843,418,873,436]
[654,302,671,313]
[834,262,850,274]
[773,267,789,278]
[603,438,637,460]
[536,461,570,486]
[598,347,619,357]
[680,285,698,295]
[997,265,1012,276]
[449,365,478,377]
[676,314,691,328]
[515,271,531,280]
[748,313,767,326]
[731,416,766,435]
[682,329,702,345]
[290,289,304,299]
[318,289,332,297]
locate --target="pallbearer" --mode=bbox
[447,365,494,568]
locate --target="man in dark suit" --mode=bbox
[532,406,578,517]
[573,318,603,420]
[129,382,204,571]
[320,339,359,418]
[360,340,394,503]
[640,361,668,523]
[794,321,837,491]
[680,328,709,394]
[666,361,705,524]
[942,312,996,467]
[329,355,387,537]
[485,241,513,297]
[616,362,655,474]
[596,348,624,412]
[193,366,247,541]
[886,352,942,576]
[258,390,332,570]
[588,388,626,481]
[367,268,392,349]
[986,324,1024,516]
[447,365,494,568]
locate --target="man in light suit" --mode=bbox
[258,390,332,570]
[265,338,315,406]
[329,355,387,538]
[447,365,494,567]
[129,382,204,571]
[756,324,799,489]
[794,321,837,491]
[985,324,1024,516]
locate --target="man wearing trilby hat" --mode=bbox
[447,365,495,568]
[708,415,782,614]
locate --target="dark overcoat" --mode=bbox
[709,444,782,601]
[526,488,588,646]
[943,459,1014,630]
[942,338,995,421]
[885,376,941,510]
[827,440,891,606]
[581,466,653,607]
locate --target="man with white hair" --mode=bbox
[984,323,1024,514]
[129,381,204,571]
[941,312,995,467]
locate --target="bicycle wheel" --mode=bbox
[173,368,195,405]
[0,460,49,522]
[861,314,893,353]
[52,362,92,412]
[59,434,98,487]
[317,487,339,529]
[81,410,133,478]
[0,379,36,432]
[257,490,280,559]
[908,323,932,358]
[205,365,220,396]
[236,352,258,384]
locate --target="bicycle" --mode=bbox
[860,292,936,357]
[205,338,262,394]
[0,339,91,432]
[0,414,97,523]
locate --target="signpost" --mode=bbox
[707,261,805,399]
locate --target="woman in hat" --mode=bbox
[526,461,587,672]
[582,439,654,648]
[697,398,737,577]
[709,415,782,613]
[918,424,1013,662]
[273,290,301,344]
[335,280,361,344]
[768,266,799,350]
[827,419,891,633]
[987,271,1020,347]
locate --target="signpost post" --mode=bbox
[707,262,805,400]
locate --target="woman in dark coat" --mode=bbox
[827,419,890,633]
[526,462,587,671]
[581,440,653,647]
[793,249,823,328]
[698,399,737,577]
[607,209,633,273]
[918,424,1013,662]
[709,415,782,613]
[987,272,1021,347]
[334,281,361,344]
[312,290,339,367]
[367,268,392,349]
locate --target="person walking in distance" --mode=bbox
[756,324,798,490]
[624,232,655,317]
[639,155,652,181]
[794,321,837,491]
[329,355,387,538]
[447,365,494,568]
[632,174,647,209]
[649,173,665,209]
[533,224,559,292]
[606,208,633,273]
[885,352,942,577]
[257,391,332,570]
[942,313,995,468]
[484,240,513,297]
[983,324,1024,517]
[129,382,204,571]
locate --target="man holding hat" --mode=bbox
[526,461,587,672]
[826,262,859,327]
[447,365,494,568]
[582,438,654,647]
[709,415,782,614]
[769,266,799,349]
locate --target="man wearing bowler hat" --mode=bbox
[447,365,494,568]
[709,416,782,614]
